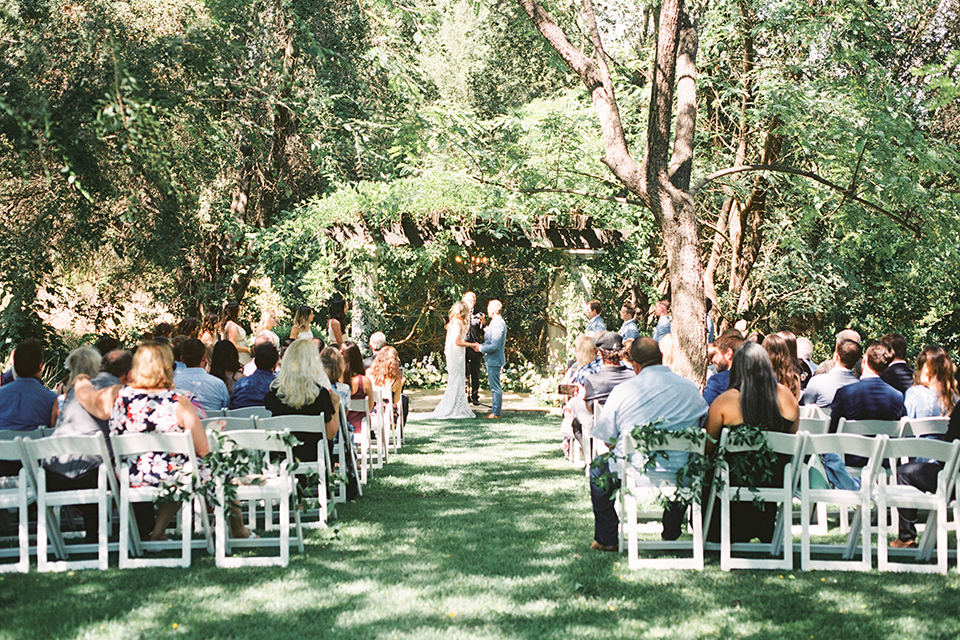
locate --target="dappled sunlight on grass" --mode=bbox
[3,412,960,638]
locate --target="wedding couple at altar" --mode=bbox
[430,292,506,420]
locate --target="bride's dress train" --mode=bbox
[429,322,475,419]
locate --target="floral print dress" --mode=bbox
[110,387,190,487]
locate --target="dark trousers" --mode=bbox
[589,462,685,546]
[46,468,156,541]
[465,349,483,402]
[896,459,943,541]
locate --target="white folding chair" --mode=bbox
[619,430,705,570]
[212,429,304,567]
[369,388,388,468]
[902,417,950,439]
[876,438,960,574]
[797,417,831,534]
[111,431,211,569]
[706,429,806,571]
[21,433,123,571]
[373,385,402,455]
[202,416,257,432]
[800,433,887,571]
[258,415,330,529]
[0,439,34,573]
[836,418,904,533]
[349,398,374,482]
[332,403,362,502]
[800,405,829,419]
[225,407,272,420]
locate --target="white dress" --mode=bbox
[429,319,475,419]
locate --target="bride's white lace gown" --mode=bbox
[429,319,475,419]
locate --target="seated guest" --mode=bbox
[763,333,801,399]
[704,341,799,543]
[368,345,409,426]
[702,330,744,406]
[154,322,173,340]
[173,338,229,415]
[341,341,374,434]
[53,346,101,420]
[209,340,243,395]
[802,339,861,407]
[815,328,861,376]
[571,334,601,386]
[230,342,279,409]
[364,331,386,370]
[797,337,817,379]
[0,339,57,431]
[93,335,120,357]
[824,341,906,489]
[170,335,188,373]
[904,345,957,419]
[893,396,960,548]
[44,350,133,542]
[242,332,278,376]
[590,338,708,551]
[320,347,350,407]
[881,333,914,393]
[75,342,250,540]
[175,316,199,339]
[568,332,635,438]
[264,340,338,463]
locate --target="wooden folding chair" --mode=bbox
[111,431,211,569]
[21,432,127,571]
[619,430,705,570]
[800,433,887,571]
[876,438,960,574]
[258,415,331,529]
[212,429,304,567]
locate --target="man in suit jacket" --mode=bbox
[880,332,913,393]
[825,341,906,489]
[476,300,507,418]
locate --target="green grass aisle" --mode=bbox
[3,413,960,639]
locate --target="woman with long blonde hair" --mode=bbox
[264,339,338,461]
[429,300,479,419]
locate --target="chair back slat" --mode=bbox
[902,417,950,438]
[836,418,902,437]
[111,431,194,457]
[225,407,272,420]
[883,436,959,465]
[216,429,290,455]
[258,415,326,433]
[202,416,257,432]
[798,417,830,435]
[22,433,111,461]
[0,428,43,442]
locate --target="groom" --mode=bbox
[474,300,507,419]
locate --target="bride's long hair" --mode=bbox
[447,301,468,328]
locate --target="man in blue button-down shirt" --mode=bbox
[173,339,229,415]
[589,338,708,551]
[0,339,57,432]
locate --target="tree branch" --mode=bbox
[471,175,648,207]
[691,164,923,236]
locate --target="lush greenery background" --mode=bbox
[1,0,958,370]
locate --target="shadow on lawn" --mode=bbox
[4,413,960,639]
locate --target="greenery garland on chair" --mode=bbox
[590,420,779,510]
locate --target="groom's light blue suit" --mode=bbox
[479,315,507,416]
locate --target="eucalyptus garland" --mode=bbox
[590,420,780,511]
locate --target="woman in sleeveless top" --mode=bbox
[289,305,315,342]
[220,301,252,365]
[342,341,373,433]
[328,299,347,348]
[705,341,799,544]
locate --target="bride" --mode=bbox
[430,301,478,419]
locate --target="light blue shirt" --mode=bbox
[593,364,708,479]
[652,316,671,342]
[801,366,858,408]
[586,315,606,335]
[173,367,229,413]
[904,385,949,419]
[0,377,57,431]
[618,319,640,341]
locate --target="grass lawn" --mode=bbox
[3,412,960,639]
